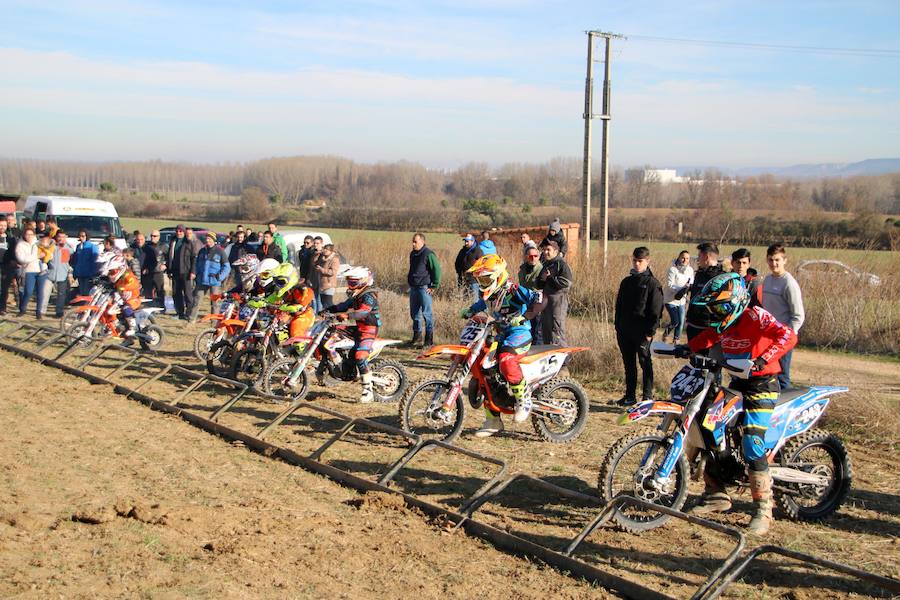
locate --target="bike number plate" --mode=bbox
[670,365,705,403]
[460,322,484,344]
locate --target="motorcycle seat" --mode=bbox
[776,386,810,405]
[524,344,564,356]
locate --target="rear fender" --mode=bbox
[617,400,684,425]
[418,344,469,360]
[767,386,847,453]
[519,346,590,365]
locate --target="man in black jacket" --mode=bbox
[687,241,724,341]
[167,225,198,320]
[256,230,283,263]
[149,230,167,309]
[453,234,483,299]
[614,246,664,406]
[133,232,157,299]
[0,218,17,315]
[536,240,573,345]
[540,218,568,257]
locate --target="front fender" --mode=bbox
[73,305,101,313]
[617,400,684,425]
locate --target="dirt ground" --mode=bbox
[1,314,898,599]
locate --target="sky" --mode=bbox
[1,0,899,169]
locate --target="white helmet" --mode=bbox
[104,254,128,282]
[96,251,119,277]
[233,255,260,287]
[344,266,373,297]
[256,258,281,290]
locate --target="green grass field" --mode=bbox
[122,216,898,270]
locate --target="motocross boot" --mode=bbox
[121,317,138,346]
[315,362,327,386]
[689,468,733,515]
[359,372,375,404]
[511,381,532,423]
[475,408,504,438]
[747,470,774,536]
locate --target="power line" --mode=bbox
[627,34,900,58]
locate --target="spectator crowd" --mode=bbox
[0,212,806,398]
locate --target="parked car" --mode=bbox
[797,259,881,287]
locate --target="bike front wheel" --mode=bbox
[262,356,310,402]
[398,378,466,443]
[597,429,690,532]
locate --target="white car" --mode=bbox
[797,259,881,287]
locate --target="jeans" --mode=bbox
[77,277,94,296]
[190,284,221,320]
[320,293,334,309]
[48,279,70,317]
[778,349,794,390]
[665,303,685,341]
[616,330,654,400]
[19,272,47,316]
[529,316,543,344]
[409,286,434,333]
[172,273,194,318]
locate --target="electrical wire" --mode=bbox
[626,34,900,58]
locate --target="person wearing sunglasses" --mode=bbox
[517,246,544,344]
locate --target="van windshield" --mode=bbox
[54,215,123,239]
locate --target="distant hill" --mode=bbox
[669,158,900,179]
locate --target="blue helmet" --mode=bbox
[690,272,750,333]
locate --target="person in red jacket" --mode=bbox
[685,272,797,536]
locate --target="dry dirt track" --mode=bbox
[0,314,898,599]
[0,350,613,600]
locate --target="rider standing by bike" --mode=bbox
[684,272,797,535]
[462,254,544,437]
[320,266,381,404]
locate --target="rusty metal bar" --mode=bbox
[308,416,418,462]
[697,543,900,600]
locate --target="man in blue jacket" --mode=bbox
[71,230,99,296]
[189,232,231,322]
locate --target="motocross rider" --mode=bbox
[102,253,143,344]
[462,254,544,437]
[320,266,381,403]
[228,255,260,296]
[246,262,316,356]
[683,272,797,535]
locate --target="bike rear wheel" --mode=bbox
[598,429,689,532]
[775,428,852,522]
[370,358,408,402]
[531,377,589,443]
[398,378,466,443]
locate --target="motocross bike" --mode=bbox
[193,292,248,361]
[227,308,292,387]
[205,305,262,377]
[67,296,165,351]
[260,314,407,403]
[60,279,116,333]
[598,342,852,532]
[399,315,590,443]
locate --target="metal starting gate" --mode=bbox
[0,318,896,600]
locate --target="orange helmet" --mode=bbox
[466,254,509,299]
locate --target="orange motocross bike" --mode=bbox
[399,315,590,443]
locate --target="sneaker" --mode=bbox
[513,394,533,423]
[475,415,504,438]
[615,396,637,407]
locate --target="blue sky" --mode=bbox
[1,0,898,169]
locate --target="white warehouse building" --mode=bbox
[642,169,685,184]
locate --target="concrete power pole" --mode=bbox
[582,30,623,266]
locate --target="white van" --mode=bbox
[23,196,127,250]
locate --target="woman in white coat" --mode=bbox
[15,228,46,318]
[663,250,694,343]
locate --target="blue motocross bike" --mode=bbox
[599,343,852,532]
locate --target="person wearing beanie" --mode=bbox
[454,234,483,299]
[540,218,568,257]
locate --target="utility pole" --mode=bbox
[582,30,623,266]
